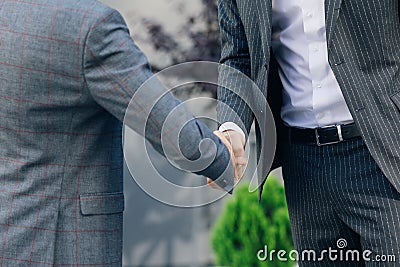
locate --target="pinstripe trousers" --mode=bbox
[282,135,400,266]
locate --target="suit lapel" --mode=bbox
[325,0,343,48]
[251,0,272,32]
[255,0,273,51]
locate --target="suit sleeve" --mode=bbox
[217,0,255,137]
[83,9,234,191]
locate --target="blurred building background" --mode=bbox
[98,1,281,266]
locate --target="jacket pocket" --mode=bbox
[80,192,124,216]
[391,91,400,112]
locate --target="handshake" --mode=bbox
[207,130,248,191]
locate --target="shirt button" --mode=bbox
[316,83,322,88]
[307,12,313,17]
[313,47,319,52]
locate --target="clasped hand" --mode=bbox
[207,130,247,191]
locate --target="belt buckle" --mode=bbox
[315,125,344,146]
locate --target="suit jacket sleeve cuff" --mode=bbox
[205,148,235,194]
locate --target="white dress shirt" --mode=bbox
[272,0,353,128]
[220,0,354,135]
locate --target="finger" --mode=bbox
[234,164,243,182]
[235,156,248,166]
[223,131,245,157]
[231,140,245,157]
[213,130,230,148]
[223,130,245,146]
[223,131,231,143]
[207,178,224,191]
[233,156,247,183]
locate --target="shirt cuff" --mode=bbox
[218,122,246,141]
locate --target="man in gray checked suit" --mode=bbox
[217,0,400,266]
[0,0,237,266]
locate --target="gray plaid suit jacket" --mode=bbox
[217,0,400,200]
[0,0,234,266]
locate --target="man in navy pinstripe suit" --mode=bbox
[216,0,400,266]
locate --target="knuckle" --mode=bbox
[233,147,244,154]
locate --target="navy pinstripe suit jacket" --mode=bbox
[217,0,400,200]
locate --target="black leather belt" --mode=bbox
[290,123,361,146]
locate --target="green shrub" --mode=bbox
[211,178,295,267]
